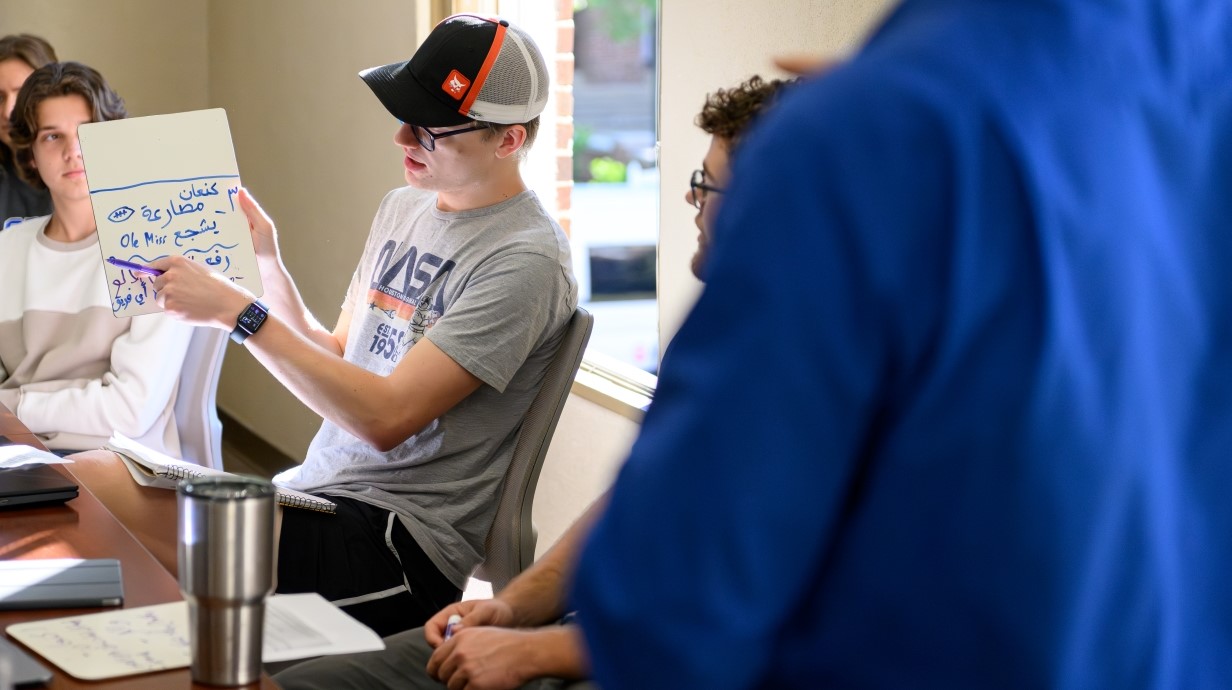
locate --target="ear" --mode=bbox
[493,125,527,160]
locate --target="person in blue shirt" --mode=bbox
[571,0,1232,688]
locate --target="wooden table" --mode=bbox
[0,403,45,451]
[0,405,278,688]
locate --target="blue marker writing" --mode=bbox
[443,613,462,640]
[106,256,164,276]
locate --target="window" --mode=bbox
[440,1,661,387]
[569,0,659,375]
[424,1,660,416]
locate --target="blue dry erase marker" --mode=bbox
[444,613,462,640]
[106,256,164,276]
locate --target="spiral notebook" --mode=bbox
[106,433,335,514]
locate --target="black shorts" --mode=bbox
[276,495,461,638]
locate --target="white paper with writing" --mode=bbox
[5,593,383,681]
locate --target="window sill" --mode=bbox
[570,351,655,423]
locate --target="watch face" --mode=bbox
[239,302,268,333]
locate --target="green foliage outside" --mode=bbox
[575,0,655,42]
[589,157,628,183]
[573,124,593,159]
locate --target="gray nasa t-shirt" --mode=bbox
[275,187,576,587]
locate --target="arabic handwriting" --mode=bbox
[95,175,251,314]
[177,181,219,201]
[173,219,220,247]
[140,205,163,224]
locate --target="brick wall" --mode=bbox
[555,0,575,236]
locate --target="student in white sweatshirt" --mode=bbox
[0,61,192,454]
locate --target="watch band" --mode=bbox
[230,300,270,344]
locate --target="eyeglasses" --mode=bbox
[689,169,725,209]
[408,122,488,152]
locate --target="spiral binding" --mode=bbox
[161,464,200,481]
[157,464,335,513]
[279,493,336,513]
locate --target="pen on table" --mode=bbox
[106,256,164,276]
[444,613,462,640]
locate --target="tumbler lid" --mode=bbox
[178,475,276,500]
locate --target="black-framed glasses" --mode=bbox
[689,169,725,209]
[409,122,487,152]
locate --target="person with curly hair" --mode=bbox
[272,73,793,690]
[688,75,794,279]
[0,62,193,454]
[0,33,57,226]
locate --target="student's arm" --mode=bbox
[243,313,482,450]
[486,500,606,627]
[428,625,589,689]
[492,499,601,622]
[233,189,344,356]
[151,259,479,450]
[423,497,607,646]
[152,195,567,452]
[12,314,194,442]
[415,503,605,686]
[150,189,481,450]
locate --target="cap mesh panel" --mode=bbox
[470,26,549,122]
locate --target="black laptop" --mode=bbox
[0,464,79,509]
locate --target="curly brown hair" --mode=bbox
[695,75,795,145]
[9,61,127,189]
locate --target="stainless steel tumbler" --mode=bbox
[177,476,276,686]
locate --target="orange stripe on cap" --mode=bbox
[459,21,506,117]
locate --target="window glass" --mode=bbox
[496,0,661,377]
[569,0,659,374]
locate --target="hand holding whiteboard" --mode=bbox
[79,109,263,317]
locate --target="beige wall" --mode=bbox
[206,0,419,458]
[0,0,209,116]
[656,0,896,345]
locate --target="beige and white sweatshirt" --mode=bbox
[0,216,193,453]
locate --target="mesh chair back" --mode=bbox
[474,307,593,591]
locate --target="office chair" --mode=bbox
[173,326,228,469]
[473,306,593,592]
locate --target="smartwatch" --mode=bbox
[230,300,270,344]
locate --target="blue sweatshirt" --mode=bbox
[572,0,1232,687]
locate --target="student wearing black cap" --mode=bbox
[272,74,797,690]
[150,14,576,637]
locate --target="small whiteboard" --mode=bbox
[79,108,262,317]
[5,594,385,681]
